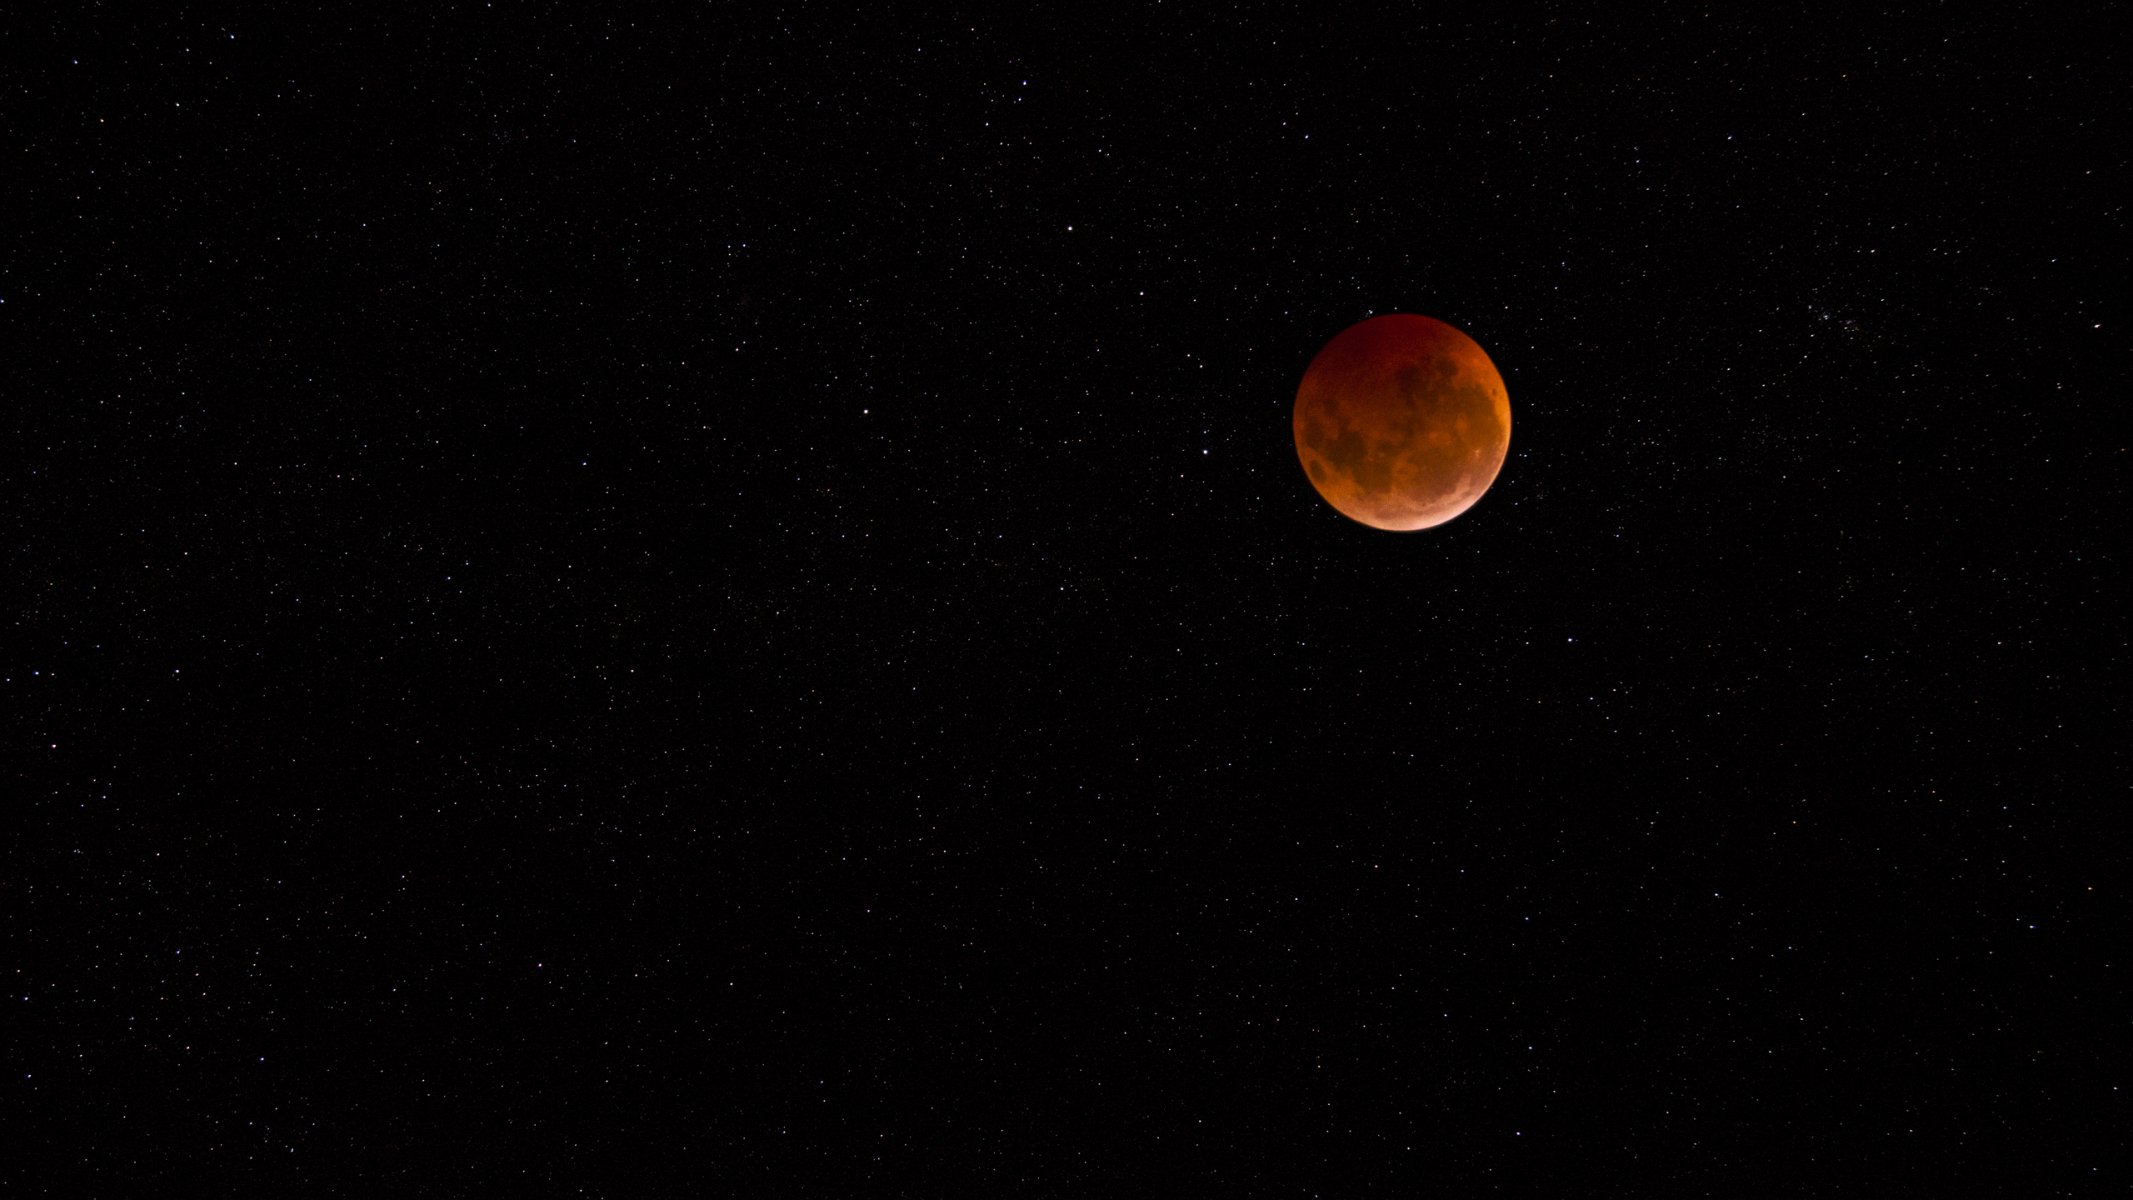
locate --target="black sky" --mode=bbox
[11,6,2126,1195]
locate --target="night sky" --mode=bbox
[12,7,2125,1194]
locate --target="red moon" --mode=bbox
[1292,314,1512,531]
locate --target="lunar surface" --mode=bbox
[1292,314,1512,531]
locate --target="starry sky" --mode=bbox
[11,6,2125,1194]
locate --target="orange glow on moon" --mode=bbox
[1292,314,1512,531]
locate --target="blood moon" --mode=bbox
[1292,314,1511,531]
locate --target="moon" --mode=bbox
[1292,314,1512,531]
